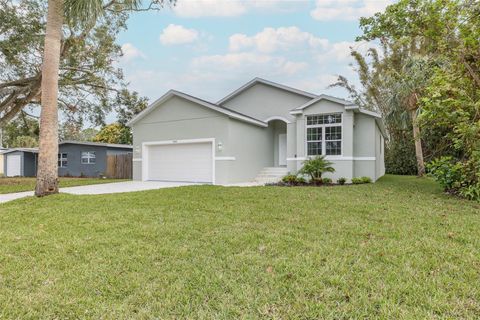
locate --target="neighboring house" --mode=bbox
[3,148,38,177]
[58,141,133,177]
[128,78,386,184]
[0,148,7,176]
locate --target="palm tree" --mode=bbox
[35,0,64,196]
[388,56,436,176]
[299,156,335,181]
[35,0,156,196]
[331,44,435,177]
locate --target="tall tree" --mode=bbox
[31,0,170,196]
[35,0,63,196]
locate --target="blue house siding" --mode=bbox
[23,152,38,177]
[58,143,132,177]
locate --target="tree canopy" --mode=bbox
[333,0,480,199]
[0,0,163,128]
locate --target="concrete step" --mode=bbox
[254,167,289,184]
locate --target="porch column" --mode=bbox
[286,121,296,173]
[294,117,305,172]
[343,110,354,179]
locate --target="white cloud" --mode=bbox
[229,27,329,53]
[310,0,392,21]
[173,0,247,17]
[159,24,199,45]
[120,43,145,62]
[191,52,308,76]
[317,40,380,63]
[172,0,306,18]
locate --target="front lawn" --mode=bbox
[0,177,127,194]
[0,175,479,318]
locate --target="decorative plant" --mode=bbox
[299,156,335,181]
[322,177,333,184]
[361,176,372,183]
[351,177,363,184]
[282,174,298,185]
[337,177,347,185]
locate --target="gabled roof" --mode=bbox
[289,96,387,138]
[127,90,267,127]
[290,94,355,114]
[60,140,132,149]
[2,148,38,154]
[217,77,318,105]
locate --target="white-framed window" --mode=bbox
[81,151,96,164]
[58,153,67,167]
[306,113,342,156]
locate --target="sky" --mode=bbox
[115,0,393,107]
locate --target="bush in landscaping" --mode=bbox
[296,176,307,184]
[351,177,373,184]
[427,155,480,201]
[337,177,347,185]
[322,177,333,184]
[282,174,298,185]
[351,177,363,184]
[361,176,372,183]
[299,156,335,180]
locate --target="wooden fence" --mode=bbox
[106,153,132,179]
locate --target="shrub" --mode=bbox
[385,133,418,175]
[426,157,463,191]
[296,176,307,184]
[351,177,363,184]
[282,174,298,185]
[361,176,372,183]
[322,177,333,184]
[337,177,347,185]
[299,156,335,180]
[427,155,480,201]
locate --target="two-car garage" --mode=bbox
[142,139,214,183]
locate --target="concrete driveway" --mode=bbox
[0,181,198,203]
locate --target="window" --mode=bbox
[81,151,96,164]
[306,113,342,156]
[58,153,67,167]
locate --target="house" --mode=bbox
[3,148,38,177]
[1,141,132,178]
[128,78,386,184]
[58,141,133,177]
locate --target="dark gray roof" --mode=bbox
[60,140,132,149]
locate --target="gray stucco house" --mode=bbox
[128,78,386,184]
[58,141,132,177]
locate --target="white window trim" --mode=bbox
[81,151,96,164]
[58,153,67,168]
[305,113,343,157]
[141,138,216,184]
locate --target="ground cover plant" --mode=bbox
[0,175,479,318]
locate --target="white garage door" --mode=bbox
[146,142,213,183]
[6,154,21,177]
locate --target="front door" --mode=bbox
[278,134,287,166]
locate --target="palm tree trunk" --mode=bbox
[35,0,63,196]
[410,109,425,176]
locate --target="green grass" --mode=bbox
[0,175,479,318]
[0,177,127,194]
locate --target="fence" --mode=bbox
[105,153,132,179]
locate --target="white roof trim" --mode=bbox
[217,77,317,105]
[263,116,292,124]
[127,90,267,128]
[344,105,382,118]
[290,95,354,114]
